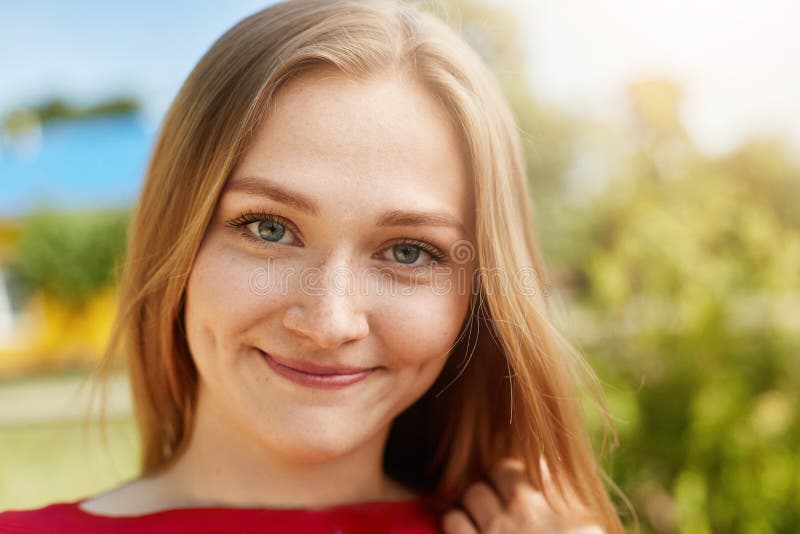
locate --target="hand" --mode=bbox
[441,457,604,533]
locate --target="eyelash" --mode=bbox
[224,208,449,265]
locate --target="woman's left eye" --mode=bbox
[225,210,448,267]
[381,240,448,267]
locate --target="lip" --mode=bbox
[258,349,378,390]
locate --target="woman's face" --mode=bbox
[183,68,476,463]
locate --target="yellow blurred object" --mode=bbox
[0,286,117,377]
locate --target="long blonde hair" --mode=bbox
[92,0,626,530]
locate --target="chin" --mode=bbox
[251,417,370,464]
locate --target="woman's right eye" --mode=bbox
[225,210,300,247]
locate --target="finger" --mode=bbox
[441,509,478,534]
[461,482,504,531]
[488,457,529,505]
[537,455,569,512]
[539,455,553,488]
[538,456,590,517]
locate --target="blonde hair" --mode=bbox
[93,0,627,530]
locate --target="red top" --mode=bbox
[0,497,443,533]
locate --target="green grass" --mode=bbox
[0,416,139,510]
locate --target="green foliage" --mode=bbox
[8,210,130,308]
[542,130,800,531]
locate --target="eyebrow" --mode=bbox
[224,175,466,233]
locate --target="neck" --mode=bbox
[147,382,417,509]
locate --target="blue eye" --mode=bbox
[255,219,286,242]
[386,240,447,266]
[392,243,420,264]
[225,209,448,266]
[226,210,299,246]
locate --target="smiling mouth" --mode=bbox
[257,349,378,390]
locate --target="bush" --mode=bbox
[8,210,130,308]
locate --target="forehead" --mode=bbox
[228,68,474,233]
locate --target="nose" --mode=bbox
[282,256,370,350]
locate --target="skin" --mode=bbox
[79,66,603,532]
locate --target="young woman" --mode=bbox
[0,0,625,532]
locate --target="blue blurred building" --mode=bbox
[1,113,153,216]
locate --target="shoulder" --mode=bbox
[77,477,168,517]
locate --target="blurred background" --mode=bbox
[0,0,797,531]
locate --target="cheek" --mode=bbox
[375,284,472,370]
[183,242,289,362]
